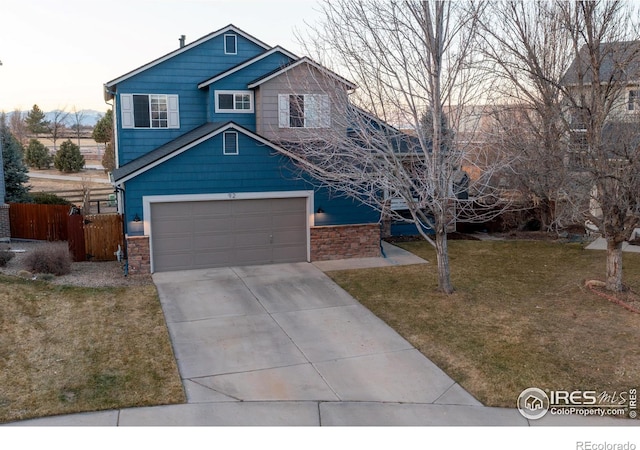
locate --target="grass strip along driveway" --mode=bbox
[327,239,640,409]
[0,277,185,423]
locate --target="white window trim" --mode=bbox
[223,131,239,155]
[214,90,254,113]
[278,93,330,128]
[224,34,237,55]
[120,93,180,129]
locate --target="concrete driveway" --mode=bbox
[144,261,525,425]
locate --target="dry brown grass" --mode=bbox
[327,239,640,408]
[27,168,109,193]
[0,275,185,423]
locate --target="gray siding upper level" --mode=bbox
[255,63,351,142]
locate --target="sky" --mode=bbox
[0,0,324,113]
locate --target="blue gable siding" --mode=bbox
[116,33,267,165]
[123,132,378,234]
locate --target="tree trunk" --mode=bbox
[606,238,624,292]
[435,230,454,294]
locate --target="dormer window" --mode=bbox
[215,90,254,113]
[224,34,237,55]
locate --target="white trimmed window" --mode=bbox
[278,94,330,128]
[223,131,238,155]
[628,89,639,112]
[120,94,179,129]
[224,34,237,55]
[215,90,254,113]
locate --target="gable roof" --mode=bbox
[198,46,298,89]
[104,24,271,99]
[247,57,357,90]
[112,121,291,184]
[562,41,640,86]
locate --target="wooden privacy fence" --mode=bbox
[9,203,124,262]
[68,213,124,262]
[9,203,70,241]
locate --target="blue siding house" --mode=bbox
[105,25,381,273]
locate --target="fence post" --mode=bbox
[68,214,86,262]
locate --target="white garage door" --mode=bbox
[150,197,308,272]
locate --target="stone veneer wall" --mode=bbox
[310,223,381,261]
[126,235,151,274]
[0,204,10,241]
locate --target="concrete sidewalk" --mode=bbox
[5,244,638,426]
[586,237,640,252]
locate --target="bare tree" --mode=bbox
[71,107,86,147]
[8,109,28,146]
[284,0,512,293]
[47,107,69,152]
[478,1,575,231]
[557,0,640,292]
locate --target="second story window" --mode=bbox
[628,89,639,112]
[278,94,330,128]
[120,93,180,129]
[215,91,254,113]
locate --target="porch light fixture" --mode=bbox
[316,207,325,214]
[128,213,144,236]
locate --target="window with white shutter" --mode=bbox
[120,94,180,129]
[278,94,330,128]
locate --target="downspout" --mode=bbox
[105,87,128,270]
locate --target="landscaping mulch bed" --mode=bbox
[1,240,152,288]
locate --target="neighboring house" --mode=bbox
[560,40,640,237]
[105,25,381,273]
[561,41,640,164]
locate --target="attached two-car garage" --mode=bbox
[148,194,310,272]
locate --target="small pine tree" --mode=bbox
[24,139,52,169]
[25,104,49,136]
[102,142,115,172]
[1,114,31,202]
[93,110,114,172]
[92,109,113,145]
[54,139,85,173]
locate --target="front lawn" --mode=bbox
[327,239,640,408]
[0,276,185,423]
